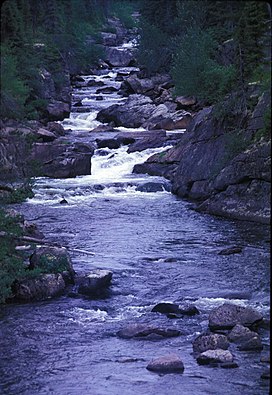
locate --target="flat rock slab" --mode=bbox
[218,246,243,255]
[117,323,181,339]
[209,303,263,330]
[197,349,234,365]
[193,333,229,354]
[147,354,184,373]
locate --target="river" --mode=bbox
[0,46,270,395]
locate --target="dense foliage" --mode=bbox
[0,209,24,302]
[138,0,271,107]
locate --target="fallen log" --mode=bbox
[0,233,96,256]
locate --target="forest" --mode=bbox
[1,0,271,126]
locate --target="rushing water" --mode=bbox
[0,46,270,395]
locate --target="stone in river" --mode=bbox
[116,323,181,339]
[218,246,243,255]
[146,354,184,373]
[196,349,234,365]
[209,303,263,330]
[77,270,113,296]
[152,302,199,316]
[193,333,229,354]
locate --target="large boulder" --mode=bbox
[105,47,134,67]
[30,141,94,178]
[209,303,263,330]
[152,302,199,317]
[228,324,263,351]
[46,100,70,121]
[77,270,113,296]
[146,354,184,373]
[12,273,66,302]
[96,94,157,128]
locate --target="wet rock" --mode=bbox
[228,324,253,341]
[46,100,70,121]
[96,138,120,149]
[101,32,117,46]
[115,135,136,146]
[218,246,243,255]
[96,96,104,101]
[59,198,68,204]
[77,270,112,296]
[36,128,57,142]
[89,125,118,133]
[127,135,169,153]
[136,182,171,193]
[47,122,65,136]
[260,354,270,363]
[96,86,118,94]
[196,349,234,365]
[74,100,83,107]
[193,333,229,354]
[117,323,181,339]
[220,362,239,369]
[96,94,157,128]
[261,369,270,380]
[152,302,199,316]
[87,80,105,87]
[12,273,66,302]
[105,47,134,67]
[237,334,263,351]
[146,354,184,373]
[209,303,263,330]
[30,141,94,178]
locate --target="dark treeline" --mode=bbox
[137,0,271,113]
[0,0,127,120]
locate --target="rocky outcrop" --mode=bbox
[134,95,271,224]
[146,354,184,373]
[29,141,94,178]
[0,122,93,180]
[105,47,135,67]
[12,273,66,302]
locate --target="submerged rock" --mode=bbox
[152,302,199,316]
[117,323,181,339]
[209,303,263,330]
[218,246,243,255]
[146,354,184,373]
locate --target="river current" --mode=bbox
[0,53,270,395]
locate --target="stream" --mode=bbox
[0,42,270,395]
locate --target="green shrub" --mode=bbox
[171,28,236,103]
[0,209,24,303]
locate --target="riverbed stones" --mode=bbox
[146,354,184,373]
[209,303,263,330]
[117,323,181,339]
[77,270,113,296]
[192,333,229,354]
[196,349,234,365]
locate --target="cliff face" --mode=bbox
[135,93,271,224]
